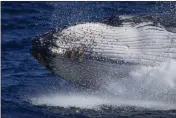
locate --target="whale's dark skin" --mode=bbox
[31,16,176,89]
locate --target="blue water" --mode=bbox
[2,2,176,118]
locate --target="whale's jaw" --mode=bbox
[31,16,176,88]
[31,29,60,68]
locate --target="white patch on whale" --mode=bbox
[54,21,176,66]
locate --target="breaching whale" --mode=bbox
[31,16,176,88]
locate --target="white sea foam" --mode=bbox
[103,59,176,101]
[30,60,176,110]
[31,93,176,110]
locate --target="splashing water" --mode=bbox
[31,93,176,110]
[30,59,176,110]
[102,60,176,102]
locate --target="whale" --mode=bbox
[31,16,176,89]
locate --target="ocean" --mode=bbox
[1,2,176,118]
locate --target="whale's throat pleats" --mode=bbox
[52,16,176,66]
[31,16,176,88]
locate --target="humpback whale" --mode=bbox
[31,16,176,88]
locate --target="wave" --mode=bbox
[30,60,176,110]
[30,93,176,110]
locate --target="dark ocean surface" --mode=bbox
[2,2,176,118]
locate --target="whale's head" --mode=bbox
[30,25,97,87]
[31,16,161,68]
[31,16,176,88]
[30,21,141,88]
[31,30,59,67]
[31,27,86,68]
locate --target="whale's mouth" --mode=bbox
[30,28,63,67]
[31,36,54,68]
